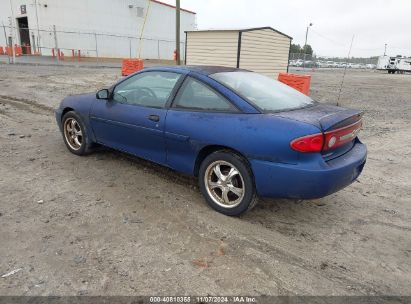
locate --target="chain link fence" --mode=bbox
[289,53,378,69]
[0,24,184,65]
[0,24,380,70]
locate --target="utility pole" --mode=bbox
[53,25,59,63]
[303,22,313,69]
[9,0,16,64]
[175,0,181,65]
[384,43,387,56]
[34,0,41,53]
[2,22,11,64]
[94,32,98,63]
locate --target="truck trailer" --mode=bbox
[377,55,411,74]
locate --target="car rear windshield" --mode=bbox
[210,71,315,112]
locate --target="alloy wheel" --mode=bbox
[64,118,83,151]
[204,160,245,208]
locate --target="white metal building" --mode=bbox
[185,27,292,77]
[0,0,196,59]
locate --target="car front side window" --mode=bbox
[113,71,181,108]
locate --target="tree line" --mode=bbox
[290,43,313,55]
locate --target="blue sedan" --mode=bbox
[56,66,367,216]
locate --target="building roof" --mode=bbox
[150,0,196,15]
[185,26,292,39]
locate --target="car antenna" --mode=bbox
[337,35,355,106]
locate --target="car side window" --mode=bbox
[173,77,237,112]
[113,71,181,108]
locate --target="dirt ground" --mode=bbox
[0,64,410,296]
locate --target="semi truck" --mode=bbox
[377,55,411,74]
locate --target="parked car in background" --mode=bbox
[366,64,376,69]
[303,60,317,68]
[316,61,324,68]
[325,61,334,68]
[338,62,347,68]
[347,63,360,69]
[294,59,304,67]
[56,66,367,216]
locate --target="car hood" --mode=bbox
[59,92,96,108]
[271,103,364,131]
[63,92,96,102]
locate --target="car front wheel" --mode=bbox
[199,151,258,216]
[62,111,94,156]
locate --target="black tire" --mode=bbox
[61,111,94,156]
[198,150,258,216]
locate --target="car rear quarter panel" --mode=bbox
[165,111,322,175]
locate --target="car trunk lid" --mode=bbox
[276,104,364,159]
[274,103,363,131]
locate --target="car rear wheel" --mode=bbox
[199,151,258,216]
[62,111,94,156]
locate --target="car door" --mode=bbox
[165,76,241,174]
[90,71,183,165]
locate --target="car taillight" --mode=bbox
[323,119,362,151]
[290,133,324,152]
[291,119,363,153]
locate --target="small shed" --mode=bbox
[185,27,292,77]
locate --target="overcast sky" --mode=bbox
[163,0,411,58]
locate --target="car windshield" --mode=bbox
[210,71,315,112]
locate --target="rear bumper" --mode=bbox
[251,140,367,199]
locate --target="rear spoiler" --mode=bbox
[273,104,364,132]
[320,108,364,131]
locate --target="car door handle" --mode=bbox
[148,115,160,122]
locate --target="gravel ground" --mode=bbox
[0,64,410,296]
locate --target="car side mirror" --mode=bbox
[96,89,109,100]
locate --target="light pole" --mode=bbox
[384,43,387,56]
[303,22,313,69]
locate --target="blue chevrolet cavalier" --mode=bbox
[56,66,367,215]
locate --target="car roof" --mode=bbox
[145,65,249,76]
